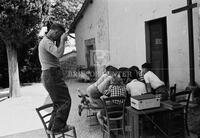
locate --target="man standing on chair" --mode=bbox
[38,23,71,132]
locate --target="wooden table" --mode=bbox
[126,104,184,138]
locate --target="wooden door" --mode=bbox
[145,17,169,84]
[86,45,95,68]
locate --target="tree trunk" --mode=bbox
[6,43,21,97]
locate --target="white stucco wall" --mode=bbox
[107,0,200,89]
[75,0,110,76]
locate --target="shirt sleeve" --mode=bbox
[104,86,111,96]
[95,74,108,86]
[44,40,58,57]
[144,73,150,84]
[126,83,131,94]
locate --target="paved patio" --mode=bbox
[0,79,199,138]
[0,80,102,138]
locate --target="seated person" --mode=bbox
[141,62,168,100]
[118,67,130,85]
[126,67,147,96]
[97,71,127,125]
[129,65,144,83]
[86,65,118,108]
[78,68,90,82]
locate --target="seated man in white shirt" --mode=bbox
[141,63,168,100]
[126,67,147,96]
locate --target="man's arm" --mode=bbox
[143,74,152,93]
[46,33,68,58]
[126,84,131,95]
[146,83,152,93]
[56,33,68,58]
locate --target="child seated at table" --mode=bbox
[97,70,127,125]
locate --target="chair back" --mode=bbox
[102,96,126,122]
[35,103,53,132]
[174,90,191,111]
[125,93,131,106]
[170,84,177,101]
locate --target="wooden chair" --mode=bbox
[36,103,77,138]
[101,96,126,138]
[172,90,192,136]
[169,84,176,101]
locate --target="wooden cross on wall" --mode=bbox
[172,0,198,86]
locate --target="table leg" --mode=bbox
[128,111,134,138]
[133,114,139,138]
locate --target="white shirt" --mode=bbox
[126,79,147,96]
[143,71,164,89]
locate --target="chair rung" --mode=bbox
[57,134,74,138]
[43,113,51,118]
[110,128,123,131]
[45,120,50,124]
[109,116,123,120]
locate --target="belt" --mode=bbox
[155,85,165,90]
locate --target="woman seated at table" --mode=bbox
[126,67,147,96]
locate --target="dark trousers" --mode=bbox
[42,67,71,128]
[154,85,169,101]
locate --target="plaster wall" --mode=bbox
[75,0,109,75]
[107,0,200,89]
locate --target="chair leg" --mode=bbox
[108,131,111,138]
[123,123,126,138]
[47,134,51,138]
[185,114,190,136]
[185,119,190,136]
[62,133,65,138]
[73,127,77,138]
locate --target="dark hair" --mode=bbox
[105,65,117,72]
[50,23,65,32]
[129,66,139,72]
[118,67,130,84]
[129,68,138,80]
[141,63,152,70]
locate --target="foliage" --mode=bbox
[0,39,8,88]
[47,0,84,29]
[0,0,84,87]
[0,0,42,48]
[17,33,41,83]
[0,0,42,88]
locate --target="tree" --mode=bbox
[0,0,41,97]
[47,0,84,30]
[0,39,8,88]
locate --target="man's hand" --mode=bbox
[61,33,68,42]
[100,95,108,100]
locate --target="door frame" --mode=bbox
[145,17,169,85]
